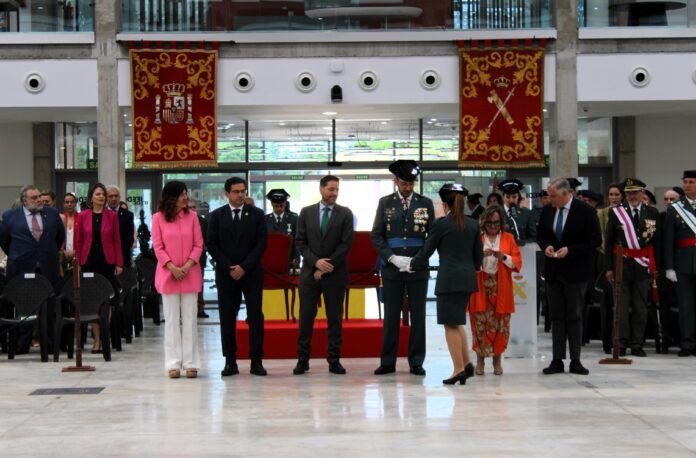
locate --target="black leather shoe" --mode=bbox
[197,311,209,318]
[374,364,396,375]
[221,361,239,377]
[442,370,467,385]
[678,349,692,357]
[293,359,309,375]
[464,362,475,380]
[329,361,346,375]
[409,365,426,376]
[631,348,647,357]
[542,359,564,375]
[250,360,267,376]
[569,360,589,375]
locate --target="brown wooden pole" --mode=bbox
[599,243,632,365]
[63,261,95,372]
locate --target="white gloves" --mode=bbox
[666,269,678,283]
[389,255,412,272]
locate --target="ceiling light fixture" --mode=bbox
[322,111,338,116]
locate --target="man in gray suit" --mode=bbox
[293,175,354,375]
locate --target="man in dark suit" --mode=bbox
[207,177,268,376]
[293,175,354,375]
[106,186,135,268]
[265,188,299,268]
[604,179,660,357]
[663,170,696,357]
[187,199,210,318]
[498,179,536,245]
[467,193,484,220]
[537,178,601,375]
[0,185,65,290]
[1,185,65,360]
[371,160,434,376]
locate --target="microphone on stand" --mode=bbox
[508,204,520,240]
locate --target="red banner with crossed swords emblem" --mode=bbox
[130,48,218,168]
[458,46,545,168]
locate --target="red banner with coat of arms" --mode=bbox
[459,44,545,169]
[130,48,217,168]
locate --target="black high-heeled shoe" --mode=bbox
[464,362,475,379]
[443,370,467,385]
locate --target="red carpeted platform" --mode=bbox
[235,319,410,359]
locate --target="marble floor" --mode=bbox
[1,305,696,457]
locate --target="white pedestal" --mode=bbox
[507,244,538,358]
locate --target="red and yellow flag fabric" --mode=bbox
[459,47,544,168]
[130,48,217,168]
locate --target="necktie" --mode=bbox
[555,207,564,240]
[633,207,640,229]
[277,216,282,225]
[232,208,240,223]
[402,197,408,212]
[321,207,330,236]
[31,214,42,241]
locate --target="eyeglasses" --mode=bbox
[485,221,502,226]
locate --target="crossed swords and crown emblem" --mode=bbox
[487,76,515,129]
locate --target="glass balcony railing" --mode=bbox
[580,0,696,27]
[119,0,553,33]
[0,0,93,32]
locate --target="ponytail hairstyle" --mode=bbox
[439,184,469,230]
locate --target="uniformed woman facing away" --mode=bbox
[407,184,483,385]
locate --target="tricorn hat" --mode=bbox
[621,178,646,192]
[673,186,685,197]
[388,160,421,182]
[266,189,290,204]
[578,189,603,203]
[438,183,469,202]
[466,193,483,204]
[566,178,582,189]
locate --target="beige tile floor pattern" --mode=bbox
[1,306,695,457]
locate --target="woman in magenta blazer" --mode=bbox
[151,181,203,379]
[74,183,123,353]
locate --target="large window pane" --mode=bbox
[423,118,458,161]
[55,122,96,170]
[578,117,612,165]
[248,121,332,162]
[1,0,94,32]
[582,0,693,27]
[120,0,553,32]
[336,119,419,162]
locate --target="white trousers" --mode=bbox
[162,293,200,371]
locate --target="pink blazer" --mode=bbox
[151,210,203,295]
[74,209,123,268]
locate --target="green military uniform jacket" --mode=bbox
[265,211,299,266]
[603,203,660,278]
[504,205,537,245]
[371,192,434,282]
[410,216,483,294]
[663,197,696,275]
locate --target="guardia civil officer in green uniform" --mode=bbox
[604,179,660,357]
[371,160,434,376]
[663,170,696,357]
[498,179,536,245]
[265,189,299,267]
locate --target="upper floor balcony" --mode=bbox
[0,0,93,32]
[580,0,696,35]
[119,0,554,33]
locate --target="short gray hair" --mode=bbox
[19,185,38,203]
[106,185,121,196]
[548,177,571,193]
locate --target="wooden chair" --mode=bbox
[344,231,381,319]
[262,233,299,322]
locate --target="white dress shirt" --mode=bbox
[482,233,516,274]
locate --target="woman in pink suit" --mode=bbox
[74,183,123,354]
[152,181,203,379]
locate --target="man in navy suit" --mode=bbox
[207,177,268,377]
[0,185,65,289]
[537,178,601,375]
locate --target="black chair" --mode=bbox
[136,256,160,325]
[117,267,139,343]
[0,273,54,362]
[54,272,114,362]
